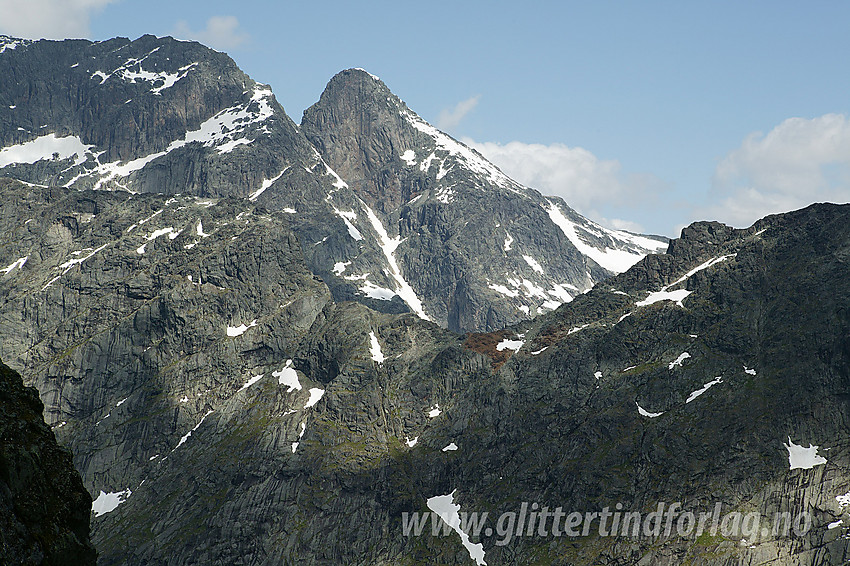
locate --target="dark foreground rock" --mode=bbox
[0,359,96,566]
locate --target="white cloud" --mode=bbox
[704,113,850,226]
[173,16,249,51]
[463,138,665,219]
[437,95,480,131]
[0,0,114,39]
[606,217,646,233]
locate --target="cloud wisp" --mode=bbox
[173,16,249,51]
[467,114,850,235]
[702,113,850,227]
[437,95,481,131]
[464,138,667,233]
[0,0,114,39]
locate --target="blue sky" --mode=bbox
[2,0,849,236]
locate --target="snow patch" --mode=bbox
[496,338,524,352]
[322,160,349,189]
[636,254,735,309]
[173,409,213,451]
[360,280,397,300]
[90,85,275,188]
[636,402,664,418]
[784,438,827,470]
[522,255,544,274]
[547,284,574,303]
[668,352,691,369]
[685,377,723,403]
[1,256,27,275]
[405,436,418,448]
[545,201,663,273]
[427,405,441,418]
[400,149,416,166]
[0,134,93,168]
[488,284,519,298]
[503,230,514,251]
[292,421,307,453]
[637,288,692,308]
[405,108,521,198]
[333,208,363,240]
[0,37,32,54]
[363,205,430,320]
[57,243,109,275]
[117,62,197,95]
[332,261,351,276]
[426,492,487,565]
[369,331,385,364]
[89,46,195,95]
[273,360,301,392]
[249,166,289,201]
[304,388,325,409]
[196,220,210,237]
[92,489,132,517]
[227,319,258,337]
[137,226,181,254]
[434,185,455,203]
[238,374,264,392]
[668,254,736,288]
[442,443,458,452]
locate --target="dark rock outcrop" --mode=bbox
[0,359,96,565]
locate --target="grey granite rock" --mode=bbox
[0,38,666,334]
[2,34,849,566]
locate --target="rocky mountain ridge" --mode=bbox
[2,173,850,564]
[0,34,666,333]
[2,33,848,566]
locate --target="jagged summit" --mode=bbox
[2,34,850,566]
[302,67,426,211]
[0,35,665,332]
[302,67,525,211]
[302,66,666,329]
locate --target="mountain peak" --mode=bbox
[318,67,395,105]
[301,67,416,211]
[347,67,381,81]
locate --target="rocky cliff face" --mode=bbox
[301,69,668,332]
[2,34,849,566]
[0,358,96,565]
[0,36,665,333]
[2,169,850,564]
